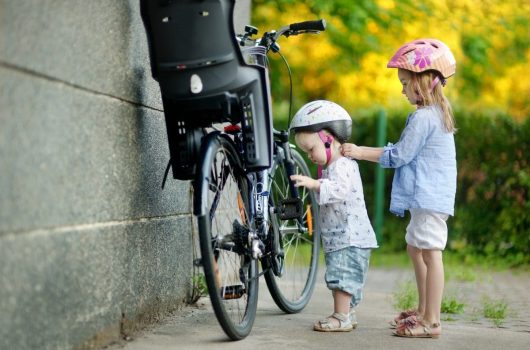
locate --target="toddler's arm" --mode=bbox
[290,174,320,192]
[341,143,383,163]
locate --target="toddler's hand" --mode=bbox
[341,143,362,159]
[290,174,320,191]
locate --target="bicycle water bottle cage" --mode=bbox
[140,0,273,177]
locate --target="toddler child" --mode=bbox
[289,100,378,332]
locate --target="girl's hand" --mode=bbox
[290,174,320,191]
[341,143,362,159]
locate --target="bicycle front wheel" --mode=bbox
[264,148,320,313]
[195,134,258,340]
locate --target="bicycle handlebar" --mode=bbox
[274,19,326,40]
[240,19,326,48]
[289,19,326,33]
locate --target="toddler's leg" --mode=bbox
[334,290,352,315]
[313,290,353,331]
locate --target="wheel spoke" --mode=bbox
[264,149,319,313]
[198,138,257,340]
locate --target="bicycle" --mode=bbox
[140,0,325,340]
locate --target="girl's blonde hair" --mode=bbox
[407,70,456,133]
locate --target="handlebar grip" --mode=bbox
[289,19,326,32]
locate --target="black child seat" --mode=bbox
[140,0,273,180]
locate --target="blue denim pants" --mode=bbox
[324,246,371,307]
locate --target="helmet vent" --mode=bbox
[307,105,323,115]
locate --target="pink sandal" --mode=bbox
[389,309,418,328]
[393,315,441,338]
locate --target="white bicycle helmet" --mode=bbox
[289,100,352,143]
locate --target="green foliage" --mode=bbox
[444,263,477,282]
[252,0,530,118]
[441,295,465,314]
[253,0,420,64]
[452,113,530,266]
[351,111,530,267]
[482,297,508,327]
[392,280,417,311]
[189,273,208,304]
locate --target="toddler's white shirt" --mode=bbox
[318,156,379,253]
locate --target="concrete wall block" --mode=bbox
[0,216,193,350]
[0,66,190,234]
[0,0,162,109]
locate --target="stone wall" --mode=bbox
[0,1,250,349]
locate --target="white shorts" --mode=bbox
[405,208,449,250]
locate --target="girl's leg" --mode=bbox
[407,244,426,316]
[422,249,444,326]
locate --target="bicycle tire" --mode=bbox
[196,134,258,340]
[264,148,320,313]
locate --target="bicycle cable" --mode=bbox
[277,51,293,128]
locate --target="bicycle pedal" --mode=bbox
[220,285,245,300]
[278,198,303,220]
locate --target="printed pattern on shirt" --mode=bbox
[318,157,378,253]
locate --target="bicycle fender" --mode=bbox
[193,131,221,217]
[194,132,244,217]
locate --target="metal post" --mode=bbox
[374,109,387,243]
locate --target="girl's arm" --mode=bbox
[341,144,383,163]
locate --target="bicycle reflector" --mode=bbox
[221,285,245,300]
[306,205,313,237]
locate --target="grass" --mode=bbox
[370,249,529,274]
[392,280,417,311]
[370,250,411,268]
[482,297,508,327]
[441,295,465,314]
[189,273,208,304]
[387,253,514,328]
[444,265,477,282]
[392,282,466,315]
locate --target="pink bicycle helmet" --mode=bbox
[387,38,456,79]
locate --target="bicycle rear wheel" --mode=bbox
[196,134,258,340]
[264,148,320,313]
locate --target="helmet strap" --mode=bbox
[430,76,440,91]
[431,76,447,91]
[317,131,334,178]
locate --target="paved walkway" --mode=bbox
[107,267,530,350]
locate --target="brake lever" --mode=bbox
[282,29,322,38]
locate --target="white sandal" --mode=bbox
[349,308,358,328]
[313,312,353,332]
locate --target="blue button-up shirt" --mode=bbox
[378,106,457,217]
